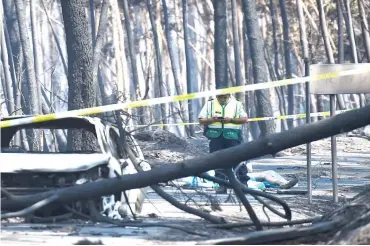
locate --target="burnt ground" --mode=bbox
[1,130,370,244]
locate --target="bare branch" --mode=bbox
[1,194,59,219]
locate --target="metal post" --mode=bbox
[330,94,338,202]
[304,59,312,204]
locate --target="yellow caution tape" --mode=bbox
[1,65,369,129]
[129,110,350,127]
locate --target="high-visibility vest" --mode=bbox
[206,97,243,130]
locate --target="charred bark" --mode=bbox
[14,0,39,115]
[92,0,110,106]
[0,4,15,115]
[30,0,43,115]
[357,0,370,62]
[241,12,258,140]
[278,0,294,129]
[162,0,188,134]
[242,0,275,137]
[268,0,288,130]
[3,0,22,89]
[147,0,168,130]
[337,0,345,64]
[334,0,347,110]
[231,0,243,101]
[182,0,195,136]
[340,0,366,107]
[61,0,96,151]
[121,0,145,124]
[14,0,41,150]
[213,0,228,89]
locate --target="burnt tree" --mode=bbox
[213,0,228,89]
[61,0,96,151]
[14,0,41,150]
[147,0,168,131]
[182,0,195,136]
[231,0,243,101]
[278,0,294,129]
[242,0,275,137]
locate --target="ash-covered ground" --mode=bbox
[2,129,370,245]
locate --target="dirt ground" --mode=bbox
[2,130,370,245]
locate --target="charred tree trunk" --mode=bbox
[242,22,259,140]
[263,44,287,132]
[337,0,345,64]
[268,0,288,131]
[121,0,145,124]
[3,23,18,105]
[162,0,188,135]
[278,0,294,129]
[61,0,96,151]
[4,12,22,145]
[182,0,195,136]
[30,0,43,115]
[341,0,358,63]
[147,0,168,131]
[296,0,319,122]
[316,0,333,117]
[341,0,365,107]
[0,3,15,115]
[231,0,243,101]
[242,0,275,137]
[357,0,370,62]
[316,0,346,111]
[213,0,228,89]
[14,0,40,150]
[89,0,96,46]
[336,0,348,110]
[8,16,22,145]
[3,0,22,92]
[92,0,110,106]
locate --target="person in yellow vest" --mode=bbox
[198,90,249,194]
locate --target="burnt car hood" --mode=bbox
[0,153,111,173]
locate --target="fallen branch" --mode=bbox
[29,213,73,223]
[122,141,225,224]
[207,217,320,229]
[63,205,92,220]
[150,184,224,224]
[199,174,292,221]
[87,200,208,237]
[197,219,343,245]
[198,187,370,245]
[1,188,14,199]
[2,105,370,216]
[226,169,262,230]
[1,194,59,219]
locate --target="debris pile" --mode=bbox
[133,130,205,165]
[279,136,370,156]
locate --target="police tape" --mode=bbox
[129,110,350,127]
[1,65,369,128]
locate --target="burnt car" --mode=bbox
[0,115,150,220]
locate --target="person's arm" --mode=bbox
[230,117,248,124]
[198,101,221,125]
[224,102,248,124]
[199,117,221,125]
